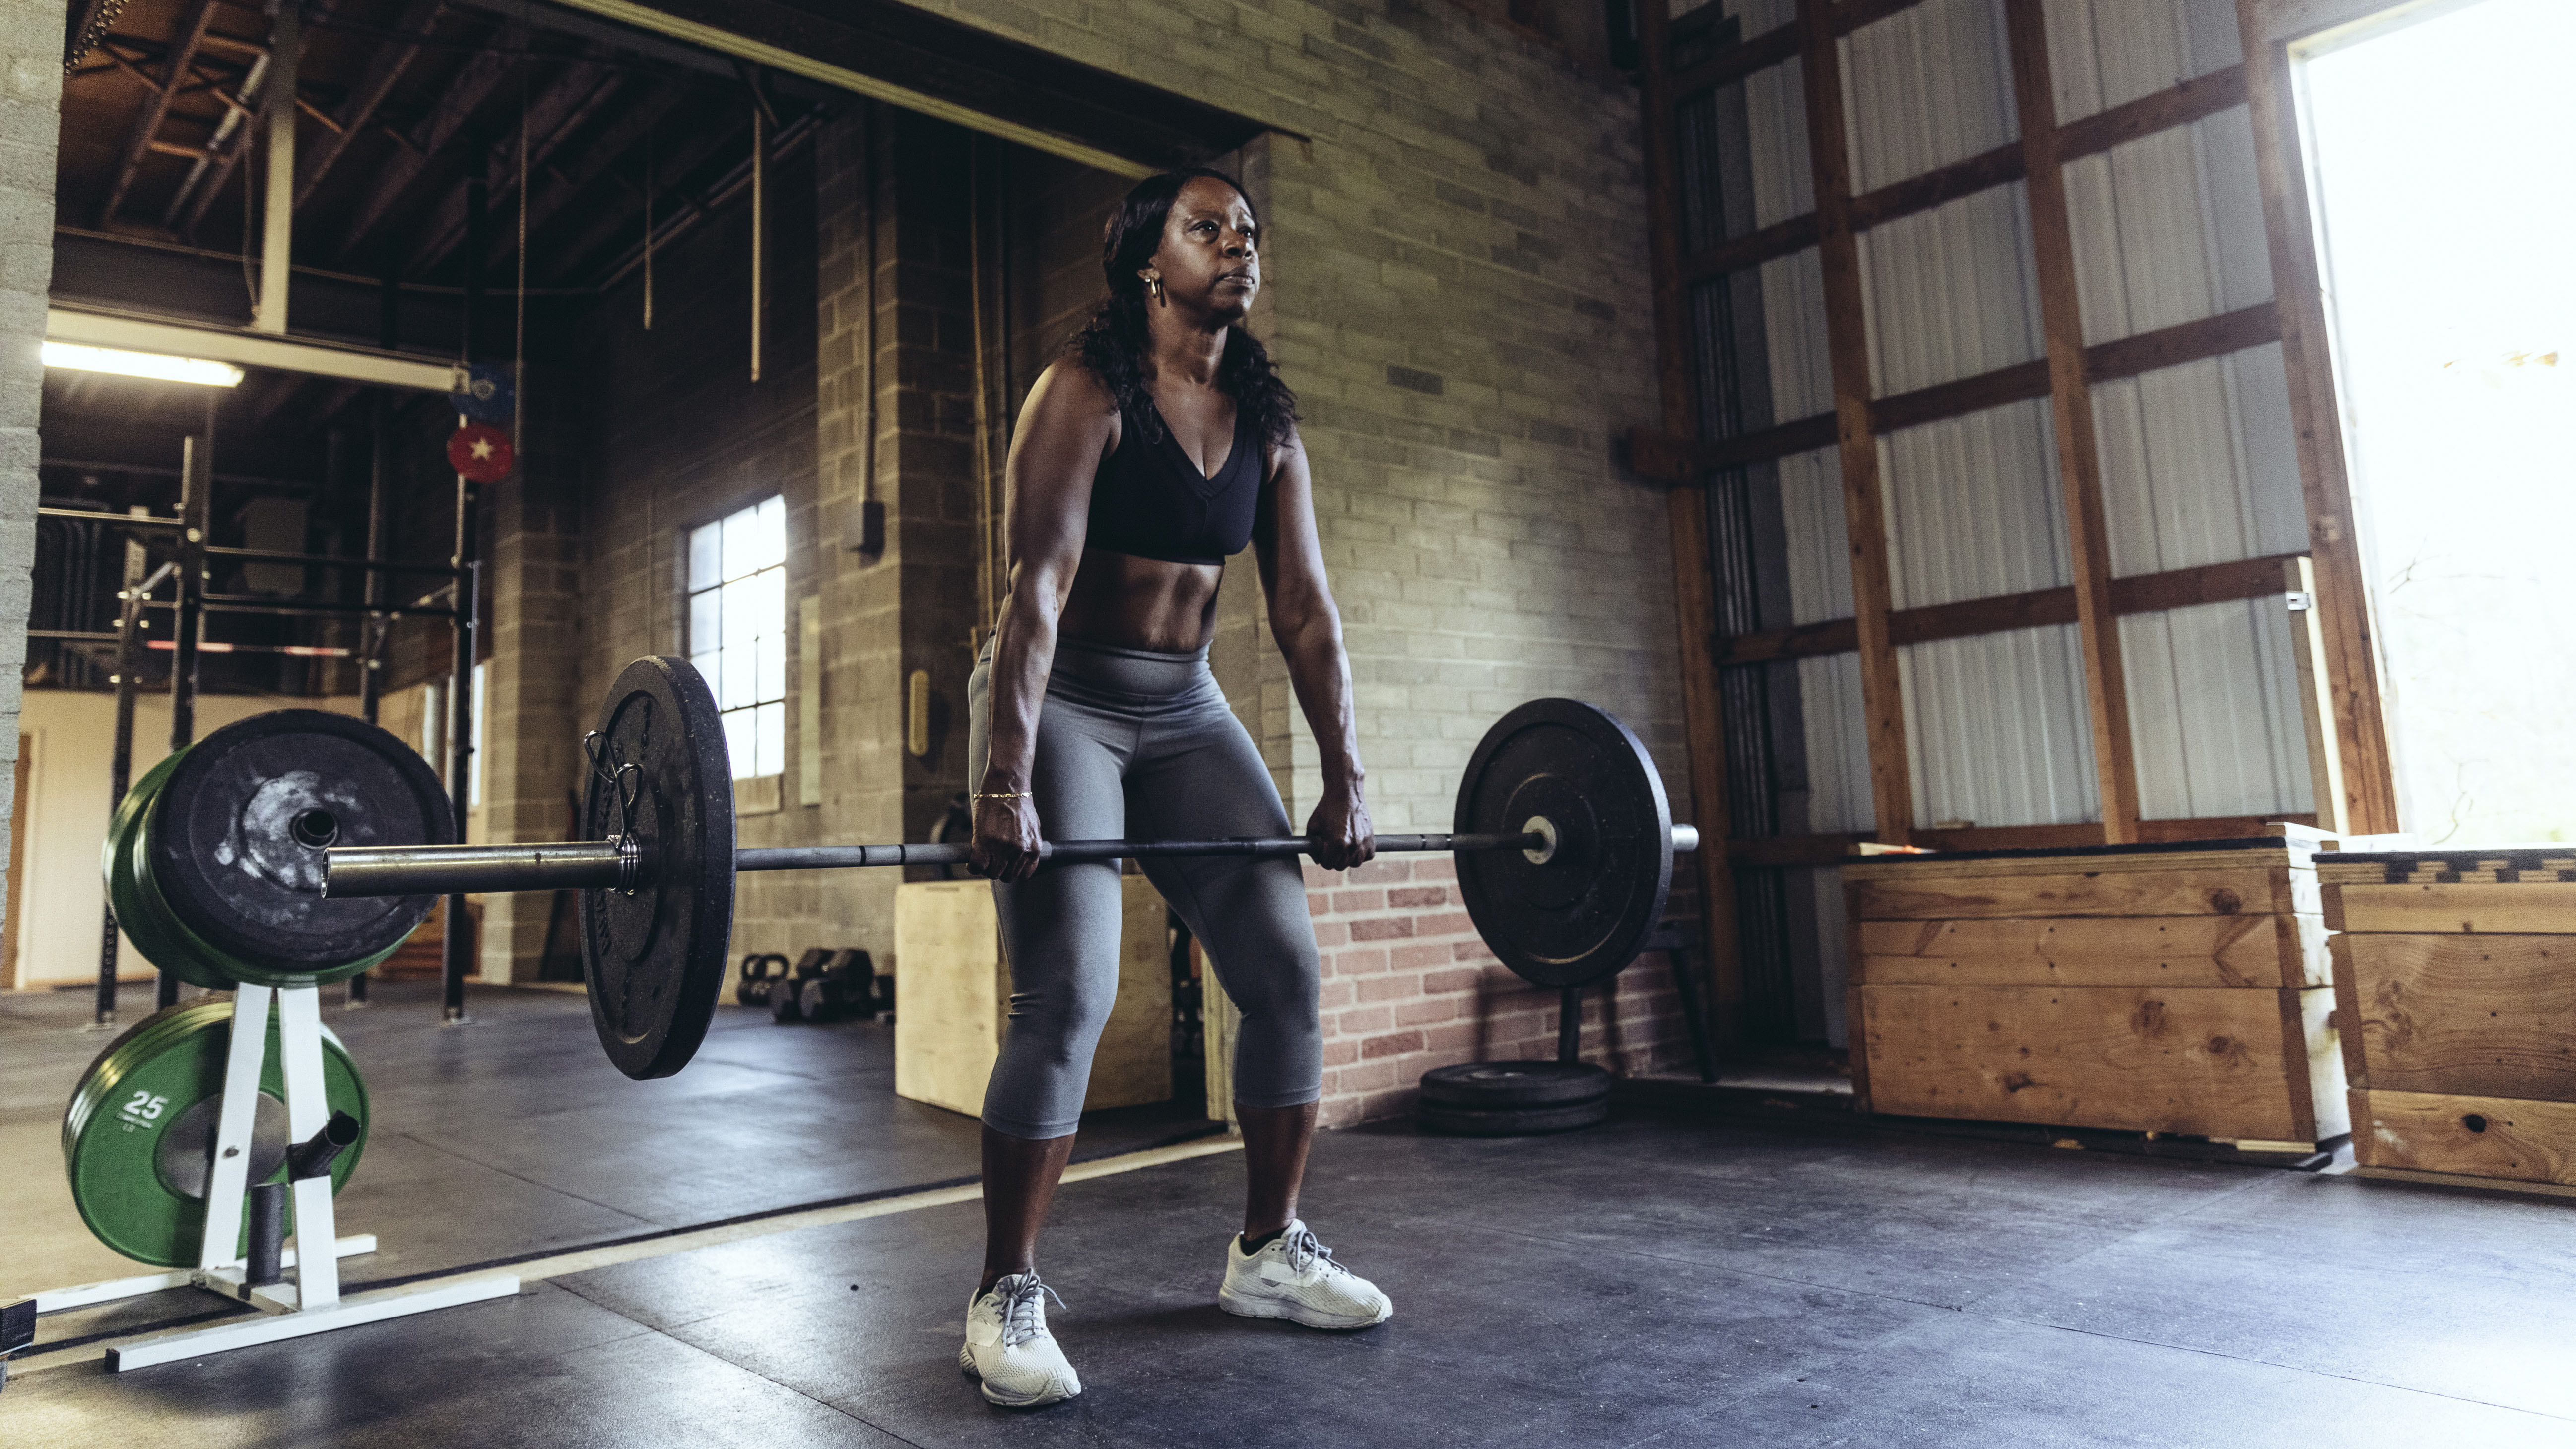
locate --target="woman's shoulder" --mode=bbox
[1030,356,1119,415]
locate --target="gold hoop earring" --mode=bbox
[1147,276,1164,303]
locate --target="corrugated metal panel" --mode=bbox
[1762,252,1835,418]
[1799,652,1875,832]
[1779,444,1849,623]
[2093,343,2304,574]
[1838,0,2019,191]
[2043,0,2241,125]
[1776,444,1873,832]
[2121,601,2310,819]
[1858,186,2044,395]
[2066,111,2271,343]
[1744,59,1814,225]
[1880,398,2070,609]
[1903,626,2100,826]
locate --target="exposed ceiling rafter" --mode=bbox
[295,0,447,209]
[333,17,527,263]
[96,0,219,227]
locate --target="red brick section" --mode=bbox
[1304,856,1700,1128]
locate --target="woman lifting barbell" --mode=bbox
[962,168,1392,1407]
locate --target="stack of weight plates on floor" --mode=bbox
[66,708,441,1266]
[60,1000,371,1266]
[102,709,452,990]
[1416,1061,1612,1136]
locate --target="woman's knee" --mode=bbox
[1007,965,1121,1046]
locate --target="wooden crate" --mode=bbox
[891,874,1174,1120]
[2322,848,2576,1190]
[1846,838,2346,1148]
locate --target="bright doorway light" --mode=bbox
[2303,0,2576,843]
[41,340,245,387]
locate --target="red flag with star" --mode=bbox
[448,423,516,483]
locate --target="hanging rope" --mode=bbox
[643,126,655,330]
[514,26,528,455]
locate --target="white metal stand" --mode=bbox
[30,984,517,1372]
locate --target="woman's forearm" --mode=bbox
[981,565,1064,792]
[1276,604,1364,793]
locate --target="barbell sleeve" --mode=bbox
[325,841,632,897]
[324,825,1699,900]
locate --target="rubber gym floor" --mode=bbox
[5,982,2574,1447]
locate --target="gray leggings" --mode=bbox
[968,637,1322,1140]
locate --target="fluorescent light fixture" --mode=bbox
[42,340,244,387]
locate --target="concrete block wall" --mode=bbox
[0,0,67,960]
[475,361,591,981]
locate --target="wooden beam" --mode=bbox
[98,0,220,228]
[1716,552,2309,666]
[295,0,444,209]
[1677,213,1819,287]
[1668,20,1801,100]
[400,64,626,277]
[1637,0,1747,1054]
[2282,556,2349,834]
[1870,357,2049,434]
[2236,0,2399,832]
[511,85,697,284]
[331,19,526,261]
[2057,63,2247,160]
[1797,0,1912,845]
[2008,0,2139,842]
[1846,141,2024,230]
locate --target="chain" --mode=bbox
[582,731,646,896]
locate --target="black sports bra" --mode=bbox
[1084,400,1262,566]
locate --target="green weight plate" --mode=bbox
[62,1000,369,1268]
[102,754,233,991]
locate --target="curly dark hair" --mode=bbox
[1068,168,1299,451]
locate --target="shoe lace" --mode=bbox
[1281,1225,1347,1279]
[996,1273,1064,1348]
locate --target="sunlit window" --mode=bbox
[687,497,787,780]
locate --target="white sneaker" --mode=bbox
[959,1272,1080,1407]
[1217,1220,1393,1329]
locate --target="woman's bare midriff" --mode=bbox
[1059,547,1226,653]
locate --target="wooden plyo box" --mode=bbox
[2322,849,2576,1191]
[891,874,1174,1120]
[1844,839,2346,1148]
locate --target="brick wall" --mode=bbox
[1308,856,1692,1125]
[0,0,68,959]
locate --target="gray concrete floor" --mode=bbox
[2,979,1215,1349]
[6,985,2576,1446]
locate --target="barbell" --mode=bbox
[321,657,1703,1080]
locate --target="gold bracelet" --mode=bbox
[972,790,1032,803]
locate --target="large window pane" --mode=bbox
[688,521,722,592]
[689,497,793,782]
